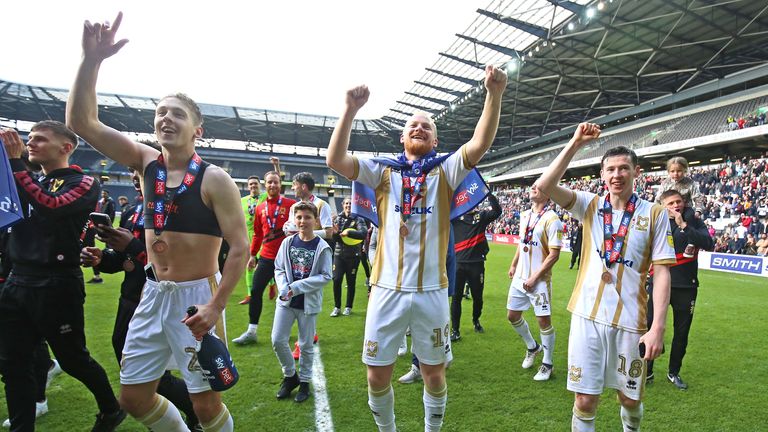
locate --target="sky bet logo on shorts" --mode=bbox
[394,204,433,214]
[710,253,762,275]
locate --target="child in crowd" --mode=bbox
[656,156,701,257]
[271,202,332,403]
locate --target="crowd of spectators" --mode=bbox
[489,154,768,257]
[726,112,766,131]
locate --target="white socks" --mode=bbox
[620,402,644,432]
[137,395,187,432]
[511,317,537,350]
[247,323,258,333]
[202,404,233,432]
[424,384,447,432]
[540,325,556,365]
[571,405,596,432]
[368,385,396,432]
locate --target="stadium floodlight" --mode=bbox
[567,22,575,31]
[535,45,540,52]
[597,2,605,11]
[450,104,456,111]
[586,8,596,18]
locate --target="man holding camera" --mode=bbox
[0,124,124,431]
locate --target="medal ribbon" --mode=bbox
[602,194,638,269]
[401,171,427,223]
[131,204,144,239]
[522,204,549,245]
[152,152,203,236]
[264,196,283,230]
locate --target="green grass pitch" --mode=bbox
[3,243,766,431]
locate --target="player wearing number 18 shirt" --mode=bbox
[537,128,675,432]
[506,183,562,381]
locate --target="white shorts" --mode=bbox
[566,315,646,401]
[362,286,451,366]
[506,277,552,316]
[120,273,226,394]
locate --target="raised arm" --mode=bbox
[66,12,156,171]
[463,66,508,167]
[536,123,601,208]
[326,86,369,180]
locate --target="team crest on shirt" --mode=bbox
[666,231,674,247]
[568,365,582,383]
[50,179,65,192]
[365,340,379,358]
[634,216,649,232]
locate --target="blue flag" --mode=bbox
[0,140,24,230]
[351,151,489,226]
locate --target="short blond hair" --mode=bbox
[403,111,438,138]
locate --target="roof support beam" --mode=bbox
[425,68,479,86]
[476,9,549,39]
[439,53,484,70]
[414,81,466,98]
[397,101,440,114]
[404,92,451,106]
[455,34,522,58]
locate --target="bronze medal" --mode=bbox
[123,259,135,272]
[601,271,613,283]
[152,239,168,254]
[523,245,529,252]
[399,221,409,238]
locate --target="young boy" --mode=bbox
[271,202,332,402]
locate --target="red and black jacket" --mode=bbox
[452,194,501,263]
[7,159,100,272]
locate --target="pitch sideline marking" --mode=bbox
[313,343,335,431]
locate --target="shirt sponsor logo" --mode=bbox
[394,204,433,214]
[710,253,763,275]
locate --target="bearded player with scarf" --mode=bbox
[326,65,507,432]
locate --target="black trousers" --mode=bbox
[360,251,371,279]
[333,255,360,309]
[570,247,581,268]
[0,271,119,431]
[112,296,198,425]
[647,284,698,376]
[249,258,276,325]
[451,262,485,331]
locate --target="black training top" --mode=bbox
[7,159,100,271]
[142,159,222,237]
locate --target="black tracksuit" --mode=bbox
[647,207,714,376]
[450,194,501,331]
[332,213,367,309]
[94,201,198,425]
[0,160,120,431]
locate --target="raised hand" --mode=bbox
[0,129,25,159]
[484,65,508,96]
[82,11,129,62]
[345,85,370,112]
[571,122,601,149]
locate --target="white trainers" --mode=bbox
[522,344,542,369]
[46,360,63,389]
[533,364,553,381]
[232,331,257,345]
[398,365,422,384]
[342,307,352,316]
[397,334,408,356]
[330,307,341,317]
[3,400,48,428]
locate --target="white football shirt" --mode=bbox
[513,209,563,283]
[565,191,676,333]
[350,146,473,292]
